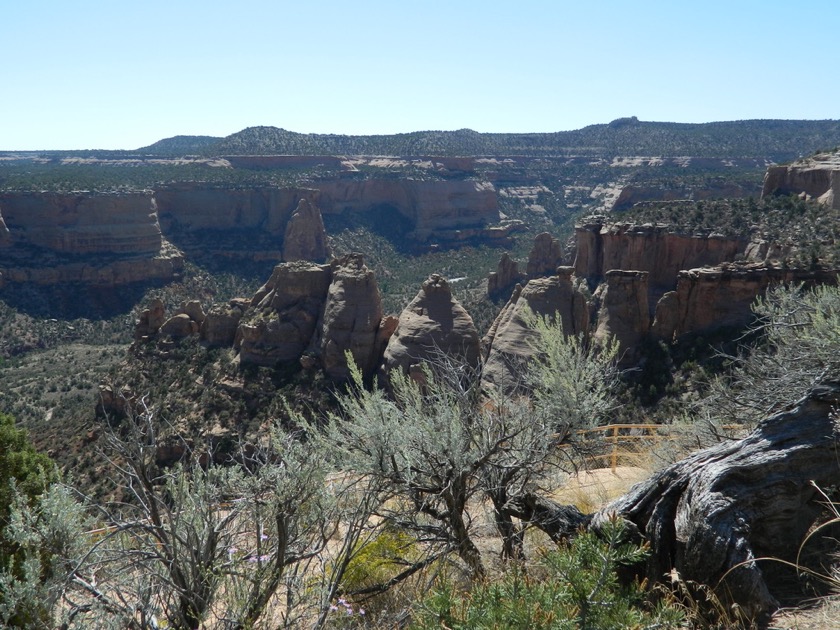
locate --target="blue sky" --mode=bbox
[2,0,838,150]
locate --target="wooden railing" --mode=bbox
[576,423,744,472]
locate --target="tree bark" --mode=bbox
[513,382,840,625]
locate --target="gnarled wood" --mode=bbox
[512,383,840,624]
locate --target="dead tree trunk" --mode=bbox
[518,382,840,624]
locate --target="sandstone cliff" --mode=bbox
[591,270,650,364]
[761,150,840,209]
[0,191,162,255]
[487,252,524,298]
[652,264,838,341]
[573,217,747,291]
[314,179,499,238]
[0,192,182,292]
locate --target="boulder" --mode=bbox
[283,198,329,263]
[134,298,166,340]
[176,300,206,325]
[381,274,480,377]
[159,313,199,338]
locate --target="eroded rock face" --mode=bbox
[0,191,163,255]
[526,232,564,278]
[159,313,199,338]
[482,267,590,392]
[155,184,319,235]
[315,179,499,235]
[283,198,329,263]
[762,150,840,209]
[381,274,481,377]
[134,298,166,340]
[201,298,250,347]
[573,218,747,290]
[652,264,838,341]
[487,252,524,298]
[316,254,385,380]
[592,270,650,364]
[236,262,332,366]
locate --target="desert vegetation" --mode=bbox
[1,283,840,628]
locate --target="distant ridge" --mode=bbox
[137,119,840,161]
[137,135,223,156]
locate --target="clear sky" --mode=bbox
[2,0,838,150]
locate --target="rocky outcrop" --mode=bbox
[315,254,386,380]
[652,264,838,341]
[482,267,590,392]
[526,232,564,278]
[283,198,329,263]
[201,298,250,347]
[381,274,481,377]
[487,252,524,298]
[0,247,184,287]
[761,150,840,209]
[134,298,166,340]
[592,270,650,364]
[611,182,758,212]
[573,218,747,291]
[315,179,499,237]
[236,262,333,366]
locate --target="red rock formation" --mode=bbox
[200,298,250,347]
[236,262,332,366]
[482,267,590,392]
[652,264,838,341]
[155,184,319,235]
[283,199,329,263]
[134,298,166,340]
[573,218,747,290]
[761,151,840,209]
[315,254,385,380]
[381,274,481,377]
[592,270,650,364]
[487,252,524,298]
[0,191,162,255]
[526,232,564,278]
[315,179,498,235]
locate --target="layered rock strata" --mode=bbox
[762,150,840,209]
[574,218,747,291]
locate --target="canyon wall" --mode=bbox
[573,218,747,290]
[762,151,840,209]
[0,191,162,255]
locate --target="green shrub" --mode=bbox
[410,517,684,629]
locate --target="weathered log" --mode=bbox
[595,382,840,623]
[504,493,592,543]
[511,382,840,624]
